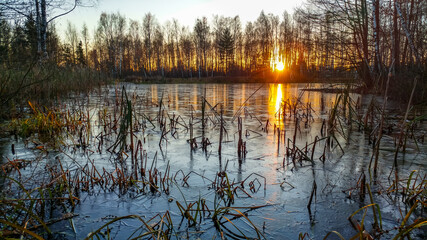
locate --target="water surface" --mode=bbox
[2,83,426,239]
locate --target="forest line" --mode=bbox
[1,0,426,101]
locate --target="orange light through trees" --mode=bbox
[276,61,284,71]
[270,46,285,72]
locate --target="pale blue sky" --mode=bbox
[56,0,302,37]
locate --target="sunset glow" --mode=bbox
[57,0,301,38]
[270,47,285,72]
[276,62,285,71]
[1,0,426,238]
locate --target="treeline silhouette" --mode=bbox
[1,0,426,101]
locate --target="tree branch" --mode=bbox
[0,3,30,18]
[47,0,77,24]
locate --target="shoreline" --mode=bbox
[122,75,358,85]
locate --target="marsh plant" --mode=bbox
[1,83,426,239]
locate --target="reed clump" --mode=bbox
[2,82,426,239]
[0,157,79,239]
[0,63,108,120]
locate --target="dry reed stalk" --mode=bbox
[219,105,224,155]
[310,136,318,162]
[307,180,317,211]
[391,76,418,190]
[231,84,264,122]
[237,117,246,160]
[292,118,299,154]
[370,62,393,176]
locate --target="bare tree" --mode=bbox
[180,26,193,77]
[0,0,97,59]
[255,11,272,73]
[81,22,89,65]
[128,19,142,73]
[244,21,256,72]
[153,25,164,77]
[65,20,78,64]
[194,17,209,78]
[142,13,156,75]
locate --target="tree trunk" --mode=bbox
[395,0,420,68]
[40,0,47,57]
[373,0,381,75]
[35,0,41,54]
[393,0,400,70]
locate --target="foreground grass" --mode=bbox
[0,62,109,120]
[1,76,426,239]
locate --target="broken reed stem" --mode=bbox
[366,183,380,229]
[202,88,206,139]
[57,157,75,207]
[237,117,243,160]
[310,136,318,162]
[189,106,194,150]
[292,118,298,153]
[219,105,224,155]
[391,76,418,188]
[371,64,392,176]
[231,84,264,122]
[158,92,163,123]
[128,97,136,180]
[360,172,366,201]
[307,180,317,211]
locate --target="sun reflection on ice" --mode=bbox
[275,84,283,115]
[268,84,285,128]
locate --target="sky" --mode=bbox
[55,0,303,37]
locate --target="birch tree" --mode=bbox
[0,0,97,59]
[194,17,209,78]
[81,23,89,65]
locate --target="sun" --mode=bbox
[276,62,285,71]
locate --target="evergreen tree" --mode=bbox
[46,25,60,63]
[10,25,29,63]
[61,44,73,65]
[24,15,38,58]
[0,18,11,64]
[218,27,234,74]
[76,40,86,65]
[194,17,210,78]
